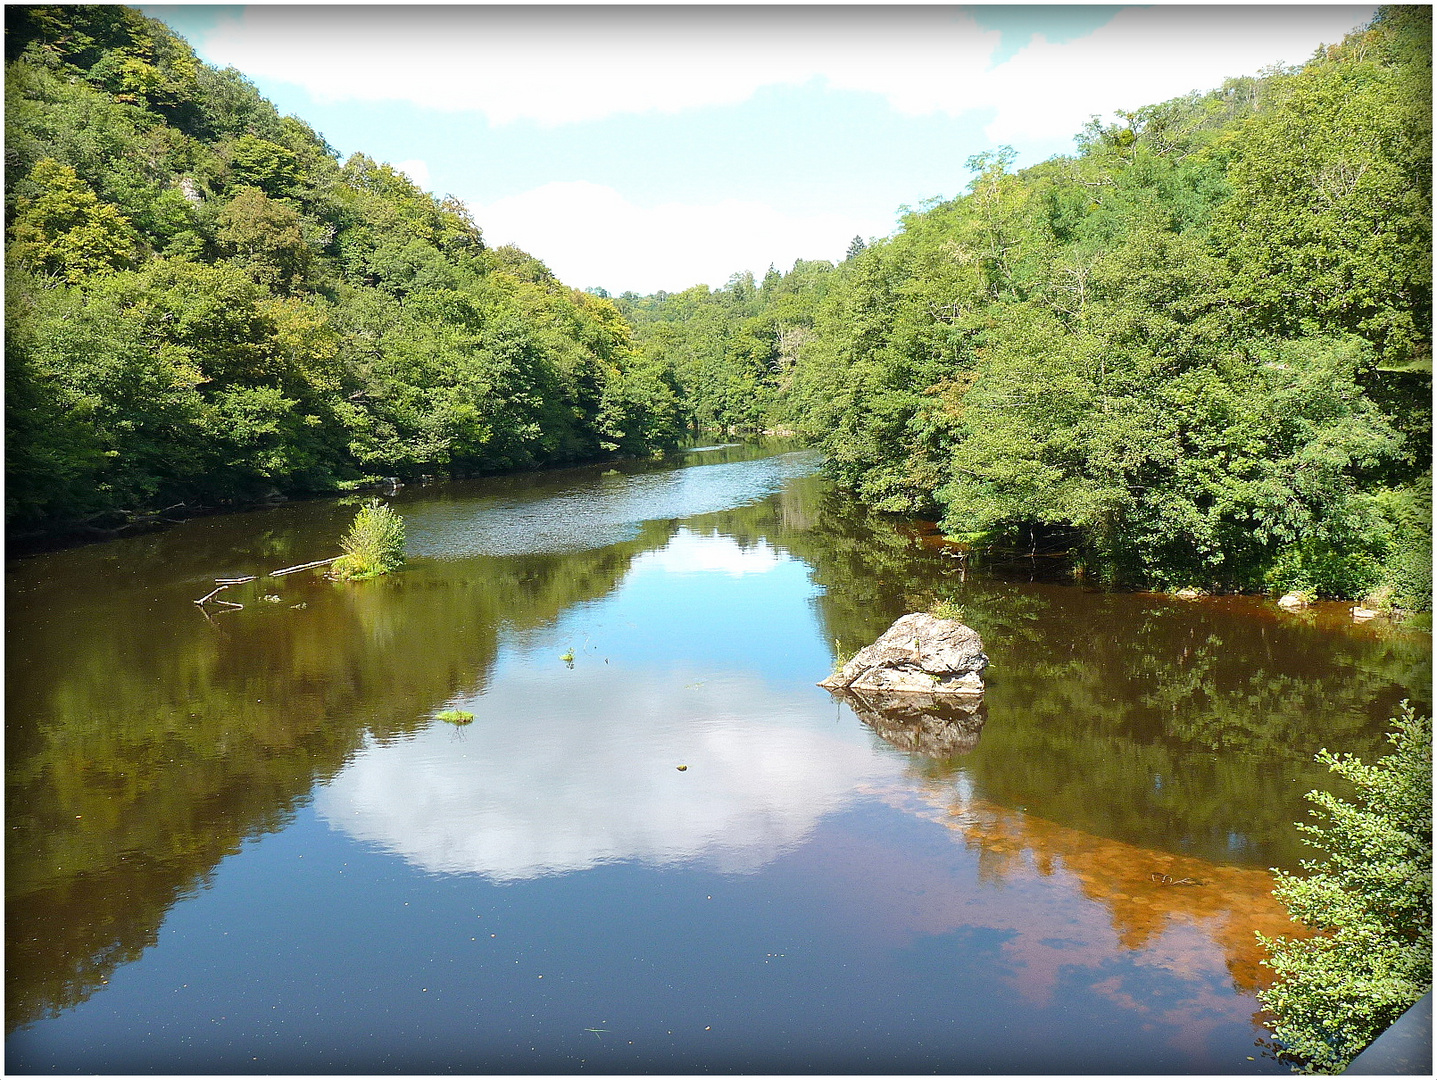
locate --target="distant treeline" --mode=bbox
[616,6,1432,606]
[5,5,688,541]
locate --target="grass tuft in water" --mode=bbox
[330,499,406,580]
[928,597,966,621]
[436,709,474,725]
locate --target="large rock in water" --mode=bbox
[819,612,988,696]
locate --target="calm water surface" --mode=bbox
[6,443,1430,1073]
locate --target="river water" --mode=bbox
[6,442,1430,1073]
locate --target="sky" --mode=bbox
[143,4,1377,296]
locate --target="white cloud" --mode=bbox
[391,158,430,191]
[470,180,889,294]
[194,7,994,125]
[977,6,1375,145]
[315,666,900,881]
[194,6,1373,140]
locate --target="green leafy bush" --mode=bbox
[928,598,966,622]
[1374,479,1434,612]
[1264,540,1385,602]
[330,498,405,580]
[1258,704,1433,1073]
[1380,531,1434,612]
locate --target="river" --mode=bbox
[6,441,1430,1073]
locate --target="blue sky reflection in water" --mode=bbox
[8,446,1427,1073]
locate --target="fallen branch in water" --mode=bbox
[194,584,244,609]
[269,557,338,577]
[1151,873,1203,886]
[214,575,256,585]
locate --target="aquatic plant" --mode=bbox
[330,499,406,580]
[928,598,966,622]
[1258,703,1432,1072]
[436,709,473,725]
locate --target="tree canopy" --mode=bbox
[618,6,1431,606]
[5,4,688,540]
[6,6,1430,609]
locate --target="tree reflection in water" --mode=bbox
[5,446,1424,1066]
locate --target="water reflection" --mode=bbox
[790,487,1431,868]
[829,688,987,757]
[6,443,1429,1070]
[887,782,1305,997]
[318,668,898,880]
[318,527,882,879]
[404,450,819,558]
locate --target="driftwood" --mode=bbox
[215,575,256,585]
[269,557,339,577]
[194,584,243,609]
[1151,873,1203,887]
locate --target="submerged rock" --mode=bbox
[830,688,987,757]
[820,612,988,696]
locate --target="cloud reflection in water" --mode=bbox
[316,666,900,881]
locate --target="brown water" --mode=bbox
[6,443,1430,1073]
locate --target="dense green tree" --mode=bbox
[5,5,687,542]
[1216,7,1432,363]
[215,185,317,293]
[8,157,138,281]
[658,5,1430,605]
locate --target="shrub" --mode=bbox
[1381,531,1434,612]
[1371,479,1432,612]
[1257,704,1433,1073]
[330,498,405,580]
[1263,540,1384,602]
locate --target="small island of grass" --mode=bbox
[330,500,406,581]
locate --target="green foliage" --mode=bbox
[330,498,406,580]
[435,709,474,725]
[215,186,317,294]
[1215,7,1432,363]
[5,5,687,541]
[8,157,138,282]
[1258,705,1433,1073]
[1264,542,1383,602]
[632,5,1428,603]
[618,258,838,437]
[1373,477,1434,612]
[927,598,966,621]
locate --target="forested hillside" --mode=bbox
[624,6,1432,607]
[5,6,686,542]
[6,6,1430,608]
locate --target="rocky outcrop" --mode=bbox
[1277,592,1311,611]
[820,612,988,696]
[830,688,987,757]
